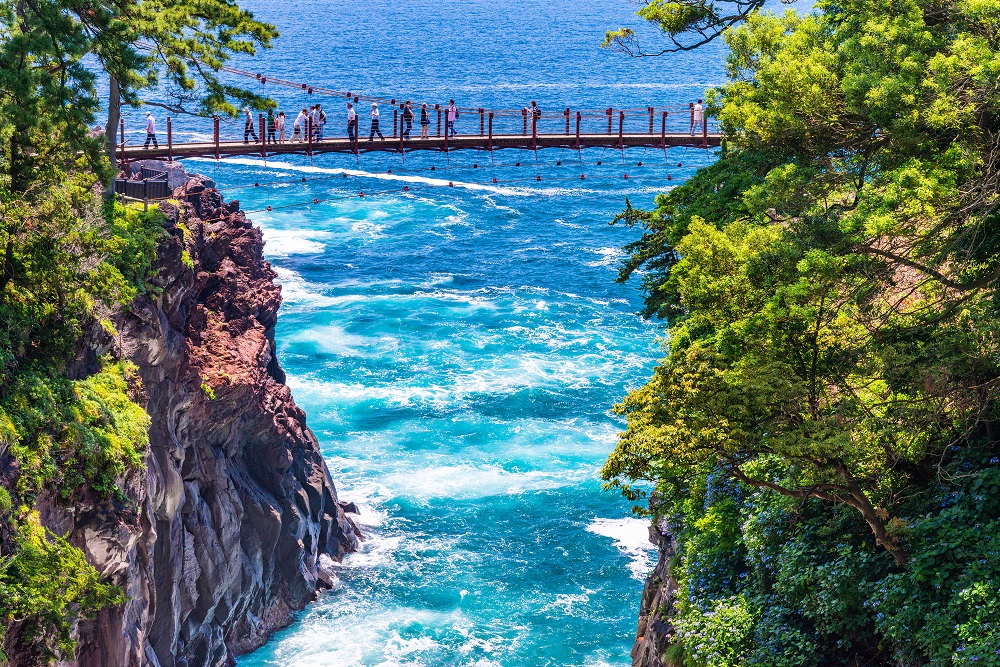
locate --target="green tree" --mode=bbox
[605,0,1000,662]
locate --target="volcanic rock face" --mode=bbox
[631,519,679,667]
[44,173,359,667]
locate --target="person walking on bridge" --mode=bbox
[347,102,358,142]
[293,108,307,142]
[309,105,320,141]
[690,99,704,136]
[266,109,277,143]
[316,104,327,141]
[276,111,286,142]
[143,111,158,149]
[402,101,414,140]
[243,107,259,144]
[369,103,385,141]
[446,100,458,137]
[420,103,430,138]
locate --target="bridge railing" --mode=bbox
[117,104,719,157]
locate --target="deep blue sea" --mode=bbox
[155,1,725,664]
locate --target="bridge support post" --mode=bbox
[564,108,570,135]
[259,113,266,158]
[619,110,624,149]
[575,111,581,151]
[307,118,313,156]
[213,115,220,160]
[167,116,173,162]
[436,105,441,137]
[522,108,527,136]
[120,118,126,164]
[392,100,397,138]
[648,107,654,134]
[479,108,484,136]
[488,112,493,152]
[661,111,667,149]
[703,115,708,148]
[607,108,612,135]
[531,112,537,151]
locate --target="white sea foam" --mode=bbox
[259,228,329,257]
[586,246,625,268]
[284,324,374,356]
[540,592,591,616]
[586,517,657,581]
[374,463,596,501]
[271,266,339,309]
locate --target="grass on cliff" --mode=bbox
[0,182,164,664]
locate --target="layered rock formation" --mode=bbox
[41,169,359,667]
[631,518,679,667]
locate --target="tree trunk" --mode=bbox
[106,77,121,171]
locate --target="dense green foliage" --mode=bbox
[605,0,1000,663]
[0,0,274,662]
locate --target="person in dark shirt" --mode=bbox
[401,101,414,140]
[420,103,430,138]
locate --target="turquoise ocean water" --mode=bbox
[170,1,725,664]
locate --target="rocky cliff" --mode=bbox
[631,518,679,667]
[40,169,359,667]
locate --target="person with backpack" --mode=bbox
[369,103,385,141]
[266,109,277,143]
[420,103,430,138]
[401,101,414,140]
[446,99,458,137]
[529,100,542,133]
[243,107,259,144]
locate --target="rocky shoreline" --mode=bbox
[41,164,359,667]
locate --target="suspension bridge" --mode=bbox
[120,104,720,162]
[118,53,720,161]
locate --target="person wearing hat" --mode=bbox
[143,111,158,149]
[243,107,259,144]
[368,103,384,141]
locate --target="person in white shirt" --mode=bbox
[446,100,458,137]
[243,107,259,144]
[276,111,286,142]
[143,112,158,149]
[347,102,358,141]
[369,103,384,141]
[292,108,307,142]
[690,99,705,136]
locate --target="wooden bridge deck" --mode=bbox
[123,132,722,161]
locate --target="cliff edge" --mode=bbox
[40,169,359,667]
[631,518,679,667]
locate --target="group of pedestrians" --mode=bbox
[137,98,706,150]
[238,99,448,144]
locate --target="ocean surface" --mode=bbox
[167,1,725,664]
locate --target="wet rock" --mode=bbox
[338,501,360,515]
